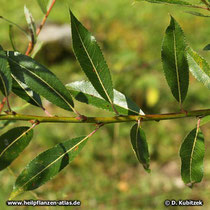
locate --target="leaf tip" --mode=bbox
[69,9,75,19]
[144,166,151,173]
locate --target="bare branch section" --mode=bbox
[0,109,210,124]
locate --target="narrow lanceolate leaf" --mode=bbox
[24,5,37,44]
[161,16,189,104]
[187,46,210,89]
[66,80,144,115]
[0,46,12,96]
[12,76,43,108]
[70,11,114,105]
[137,0,194,6]
[185,11,210,18]
[0,127,33,171]
[36,0,52,14]
[203,44,210,51]
[10,136,88,199]
[179,127,205,187]
[9,25,17,51]
[6,51,74,111]
[0,16,30,40]
[130,124,150,172]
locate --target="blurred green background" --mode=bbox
[0,0,210,209]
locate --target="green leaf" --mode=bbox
[12,76,43,108]
[200,116,210,126]
[203,44,210,51]
[6,51,74,111]
[0,47,12,97]
[179,127,205,187]
[0,127,33,171]
[66,80,144,115]
[9,25,17,51]
[70,11,114,104]
[36,0,53,14]
[137,0,194,6]
[36,0,48,14]
[31,41,44,59]
[185,11,210,18]
[0,16,30,40]
[24,5,37,44]
[10,136,88,199]
[130,124,150,172]
[161,16,189,105]
[187,46,210,89]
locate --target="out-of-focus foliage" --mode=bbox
[0,0,210,209]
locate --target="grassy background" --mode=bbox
[0,0,210,209]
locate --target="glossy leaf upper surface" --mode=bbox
[10,136,88,199]
[66,80,144,115]
[12,76,43,108]
[0,127,33,171]
[130,124,150,172]
[187,46,210,89]
[161,16,189,104]
[7,51,74,111]
[0,47,12,96]
[70,11,114,104]
[179,127,205,187]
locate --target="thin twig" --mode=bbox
[5,96,12,112]
[0,97,7,113]
[25,0,56,55]
[87,123,104,138]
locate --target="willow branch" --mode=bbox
[25,0,56,55]
[0,109,209,124]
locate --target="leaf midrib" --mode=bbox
[189,128,199,184]
[72,20,113,105]
[0,127,32,159]
[173,29,182,105]
[135,125,141,161]
[12,75,43,108]
[14,136,88,193]
[8,56,73,110]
